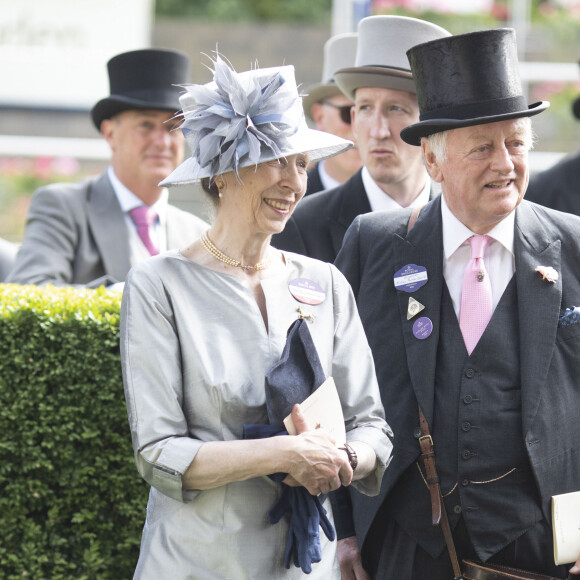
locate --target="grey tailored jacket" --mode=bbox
[8,171,207,288]
[273,168,439,264]
[0,237,18,282]
[335,196,580,560]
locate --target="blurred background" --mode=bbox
[1,0,579,241]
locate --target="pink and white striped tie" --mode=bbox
[459,235,493,355]
[130,206,159,256]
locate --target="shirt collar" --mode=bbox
[107,166,168,217]
[441,193,515,259]
[362,166,431,212]
[317,160,341,191]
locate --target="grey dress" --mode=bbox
[121,250,393,580]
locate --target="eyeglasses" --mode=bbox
[321,101,352,125]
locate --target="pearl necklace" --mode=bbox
[201,231,270,271]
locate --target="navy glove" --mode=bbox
[268,484,335,574]
[243,423,336,574]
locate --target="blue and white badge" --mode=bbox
[412,317,433,340]
[394,264,428,293]
[288,278,326,305]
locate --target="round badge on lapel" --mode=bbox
[288,278,326,305]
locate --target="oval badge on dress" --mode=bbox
[288,278,326,305]
[394,264,428,293]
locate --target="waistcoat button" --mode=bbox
[463,395,473,404]
[465,368,475,378]
[462,422,471,432]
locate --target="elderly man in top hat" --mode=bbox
[525,61,580,217]
[8,49,207,288]
[335,28,580,579]
[303,32,362,195]
[272,15,450,263]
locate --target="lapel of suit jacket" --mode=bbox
[86,171,132,282]
[328,170,371,257]
[514,202,562,430]
[393,197,443,424]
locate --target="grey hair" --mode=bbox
[422,117,536,164]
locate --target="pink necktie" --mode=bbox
[129,206,159,256]
[459,235,493,355]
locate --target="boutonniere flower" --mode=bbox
[535,265,559,283]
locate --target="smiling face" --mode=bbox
[219,154,309,237]
[423,117,532,234]
[352,86,424,190]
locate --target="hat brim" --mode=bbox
[91,95,181,131]
[334,66,415,100]
[400,101,550,146]
[159,128,352,187]
[302,84,346,121]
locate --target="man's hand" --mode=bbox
[570,554,580,575]
[338,536,370,580]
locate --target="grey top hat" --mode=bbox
[91,48,190,131]
[334,15,451,100]
[302,33,358,119]
[400,28,550,146]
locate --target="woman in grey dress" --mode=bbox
[121,55,393,579]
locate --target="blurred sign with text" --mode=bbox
[0,0,154,109]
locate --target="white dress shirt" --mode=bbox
[107,166,169,253]
[362,166,431,212]
[317,160,342,191]
[441,194,516,319]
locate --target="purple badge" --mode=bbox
[394,264,428,293]
[412,317,433,340]
[288,278,326,305]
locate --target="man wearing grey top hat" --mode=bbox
[336,28,580,579]
[303,33,362,195]
[272,15,450,264]
[7,49,207,288]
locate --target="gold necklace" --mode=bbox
[201,231,270,271]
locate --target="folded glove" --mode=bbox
[268,484,335,574]
[243,423,336,574]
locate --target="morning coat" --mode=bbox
[335,195,580,561]
[7,171,207,287]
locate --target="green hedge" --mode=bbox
[0,284,148,579]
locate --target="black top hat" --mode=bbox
[400,28,549,146]
[91,48,190,131]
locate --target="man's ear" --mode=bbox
[422,139,443,183]
[100,118,115,147]
[310,103,324,129]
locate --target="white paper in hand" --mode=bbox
[283,377,346,445]
[552,490,580,565]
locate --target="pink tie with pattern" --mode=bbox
[129,206,159,256]
[459,235,493,355]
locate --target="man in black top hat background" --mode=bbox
[7,48,207,288]
[335,28,580,579]
[525,61,580,217]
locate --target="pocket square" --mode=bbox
[558,306,580,328]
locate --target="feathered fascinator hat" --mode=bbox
[159,55,353,187]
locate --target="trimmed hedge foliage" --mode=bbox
[0,284,148,579]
